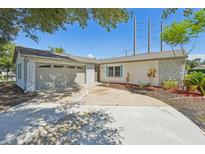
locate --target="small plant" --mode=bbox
[126,72,130,84]
[162,79,179,89]
[186,85,198,91]
[147,68,156,85]
[185,72,205,96]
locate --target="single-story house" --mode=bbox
[188,65,205,74]
[13,46,187,91]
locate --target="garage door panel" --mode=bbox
[36,63,85,90]
[75,73,85,84]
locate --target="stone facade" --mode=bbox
[158,58,185,84]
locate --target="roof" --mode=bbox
[98,49,187,64]
[13,46,97,64]
[13,46,187,64]
[55,52,97,63]
[192,65,205,70]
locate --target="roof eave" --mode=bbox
[97,56,186,64]
[20,53,97,64]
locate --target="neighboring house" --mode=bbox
[13,46,187,91]
[189,65,205,74]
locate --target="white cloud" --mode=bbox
[87,54,95,58]
[188,54,205,61]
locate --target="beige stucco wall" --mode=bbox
[158,58,185,84]
[100,60,159,86]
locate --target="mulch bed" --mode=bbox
[0,83,37,111]
[99,83,205,132]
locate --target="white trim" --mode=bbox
[21,54,93,64]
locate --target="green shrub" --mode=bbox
[186,85,198,91]
[185,72,205,96]
[162,79,179,89]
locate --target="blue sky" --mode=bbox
[15,8,205,60]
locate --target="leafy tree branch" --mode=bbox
[162,9,205,55]
[0,8,130,44]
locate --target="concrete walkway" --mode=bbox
[0,85,205,144]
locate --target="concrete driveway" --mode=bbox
[0,85,205,144]
[81,85,166,106]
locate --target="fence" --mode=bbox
[0,74,16,83]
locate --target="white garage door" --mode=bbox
[36,63,85,90]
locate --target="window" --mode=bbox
[54,65,64,68]
[115,66,120,77]
[107,65,122,77]
[67,65,75,69]
[108,67,114,77]
[18,63,22,79]
[38,65,51,68]
[77,66,84,70]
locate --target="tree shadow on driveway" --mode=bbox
[32,84,83,104]
[0,104,124,145]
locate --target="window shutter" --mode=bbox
[106,66,108,77]
[120,65,123,77]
